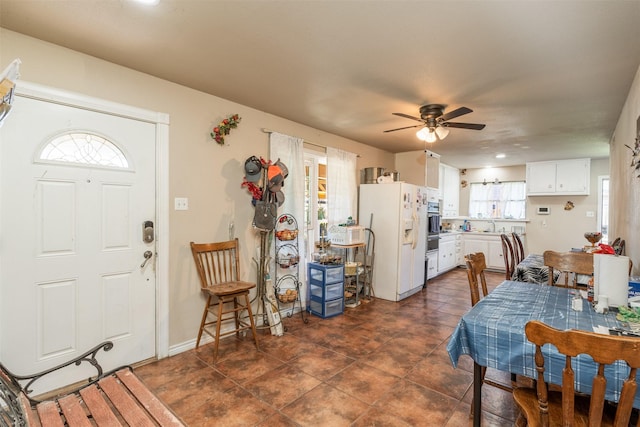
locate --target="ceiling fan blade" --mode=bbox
[439,106,473,122]
[392,112,423,122]
[383,124,422,133]
[445,122,486,130]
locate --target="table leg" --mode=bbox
[473,362,482,427]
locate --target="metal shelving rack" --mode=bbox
[274,214,308,325]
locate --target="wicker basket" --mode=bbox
[276,229,298,241]
[345,262,361,276]
[278,289,298,303]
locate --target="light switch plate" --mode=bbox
[174,197,189,210]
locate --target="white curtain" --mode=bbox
[468,181,526,219]
[326,147,357,226]
[269,132,306,298]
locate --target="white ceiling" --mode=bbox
[2,0,640,169]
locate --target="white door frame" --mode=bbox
[6,81,170,359]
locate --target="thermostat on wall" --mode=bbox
[537,206,550,215]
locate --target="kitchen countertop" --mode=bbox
[440,230,524,236]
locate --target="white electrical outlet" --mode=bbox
[174,197,189,210]
[586,211,594,217]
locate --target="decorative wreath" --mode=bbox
[210,114,241,145]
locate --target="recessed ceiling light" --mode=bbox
[132,0,160,5]
[496,153,506,159]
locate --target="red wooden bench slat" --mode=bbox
[18,393,42,427]
[35,401,65,427]
[115,369,184,426]
[98,375,155,427]
[57,394,93,427]
[78,384,124,426]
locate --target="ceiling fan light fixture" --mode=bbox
[435,126,449,140]
[416,127,437,143]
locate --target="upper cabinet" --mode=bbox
[393,150,440,189]
[526,158,590,196]
[425,150,440,189]
[439,163,460,217]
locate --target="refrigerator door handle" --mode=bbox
[411,212,419,249]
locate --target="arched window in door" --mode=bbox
[36,131,131,170]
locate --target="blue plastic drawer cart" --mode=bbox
[307,262,344,318]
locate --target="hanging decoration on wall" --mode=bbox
[0,59,21,129]
[625,115,640,178]
[564,201,575,211]
[241,155,289,231]
[210,113,241,145]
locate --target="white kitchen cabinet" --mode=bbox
[438,235,456,273]
[440,163,460,217]
[526,158,590,196]
[426,251,438,280]
[487,239,505,270]
[425,150,440,190]
[455,233,464,266]
[461,234,505,272]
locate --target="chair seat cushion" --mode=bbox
[205,281,255,296]
[514,387,617,427]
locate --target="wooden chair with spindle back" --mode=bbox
[190,239,259,360]
[514,320,640,426]
[543,250,593,288]
[500,234,516,281]
[512,232,525,265]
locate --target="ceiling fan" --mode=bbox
[384,104,486,142]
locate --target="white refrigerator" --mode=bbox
[359,182,428,301]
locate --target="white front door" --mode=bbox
[1,93,157,393]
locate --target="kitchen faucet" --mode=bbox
[490,220,496,233]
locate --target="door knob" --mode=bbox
[140,250,153,268]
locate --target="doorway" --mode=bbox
[0,82,169,393]
[304,152,327,260]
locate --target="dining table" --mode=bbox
[446,280,630,427]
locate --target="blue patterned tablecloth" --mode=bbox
[447,280,636,407]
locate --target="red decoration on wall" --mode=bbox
[210,114,241,145]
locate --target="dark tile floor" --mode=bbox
[136,268,519,426]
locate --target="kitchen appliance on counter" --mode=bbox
[359,183,427,301]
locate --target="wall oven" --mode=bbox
[427,234,439,252]
[427,201,440,237]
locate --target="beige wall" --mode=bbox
[0,29,394,348]
[610,65,640,276]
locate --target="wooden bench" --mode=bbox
[0,341,184,426]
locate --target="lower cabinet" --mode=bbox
[426,251,438,280]
[462,234,506,272]
[438,235,457,274]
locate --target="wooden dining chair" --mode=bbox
[511,232,525,265]
[500,234,516,280]
[465,252,490,307]
[190,239,259,360]
[464,252,514,417]
[543,250,593,288]
[514,320,640,426]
